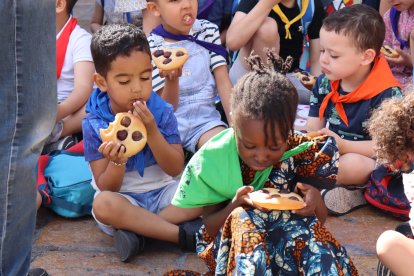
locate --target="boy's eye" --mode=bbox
[119,80,130,85]
[330,55,338,59]
[269,147,281,151]
[141,77,150,81]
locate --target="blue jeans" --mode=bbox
[0,1,56,275]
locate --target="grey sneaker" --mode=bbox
[114,229,146,262]
[322,186,367,216]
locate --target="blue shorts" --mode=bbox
[93,182,178,236]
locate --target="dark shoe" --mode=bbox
[178,218,203,252]
[395,221,414,239]
[322,186,367,216]
[42,135,78,155]
[28,268,48,276]
[114,229,146,262]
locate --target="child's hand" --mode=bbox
[132,101,157,134]
[318,128,343,149]
[232,186,255,207]
[159,67,182,81]
[385,48,412,67]
[232,186,270,211]
[292,182,321,216]
[98,141,128,166]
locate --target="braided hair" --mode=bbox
[231,49,298,145]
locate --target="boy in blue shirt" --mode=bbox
[82,24,201,262]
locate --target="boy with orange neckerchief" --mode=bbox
[306,4,402,216]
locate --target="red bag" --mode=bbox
[364,164,410,220]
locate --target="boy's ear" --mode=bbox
[361,49,376,66]
[93,73,108,92]
[56,0,66,14]
[146,1,161,17]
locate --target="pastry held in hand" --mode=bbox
[381,45,400,58]
[100,112,147,158]
[249,188,305,210]
[293,69,317,90]
[152,48,188,71]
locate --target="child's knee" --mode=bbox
[254,18,279,43]
[92,191,116,220]
[376,230,401,259]
[340,153,375,173]
[338,153,375,184]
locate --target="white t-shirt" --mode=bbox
[56,18,93,103]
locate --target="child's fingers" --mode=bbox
[291,203,310,216]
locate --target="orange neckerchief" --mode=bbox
[318,56,400,126]
[56,16,78,79]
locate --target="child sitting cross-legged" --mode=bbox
[166,50,358,275]
[43,0,95,154]
[146,0,233,153]
[82,24,202,262]
[306,4,403,216]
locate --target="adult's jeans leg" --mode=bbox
[0,1,56,275]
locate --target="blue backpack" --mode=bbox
[36,142,95,218]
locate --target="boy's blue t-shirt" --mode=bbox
[308,75,402,141]
[82,89,181,175]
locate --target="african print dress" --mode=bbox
[168,129,358,276]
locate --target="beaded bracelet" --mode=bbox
[110,160,127,167]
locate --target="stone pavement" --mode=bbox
[31,204,399,275]
[30,1,402,274]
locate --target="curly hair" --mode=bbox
[368,90,414,165]
[231,49,298,145]
[91,24,151,77]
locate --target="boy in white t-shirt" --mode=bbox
[42,0,95,154]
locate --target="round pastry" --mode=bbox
[249,188,305,210]
[100,112,147,158]
[293,69,317,90]
[152,47,189,71]
[381,45,400,58]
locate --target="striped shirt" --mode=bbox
[148,19,227,92]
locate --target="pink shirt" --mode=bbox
[383,9,414,88]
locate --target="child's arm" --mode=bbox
[203,186,254,237]
[319,128,374,157]
[309,39,321,77]
[293,182,327,224]
[56,61,95,122]
[90,2,104,33]
[306,117,326,132]
[213,65,232,123]
[132,101,184,176]
[90,141,128,192]
[157,69,181,111]
[226,0,280,51]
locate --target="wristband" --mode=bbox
[110,160,127,167]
